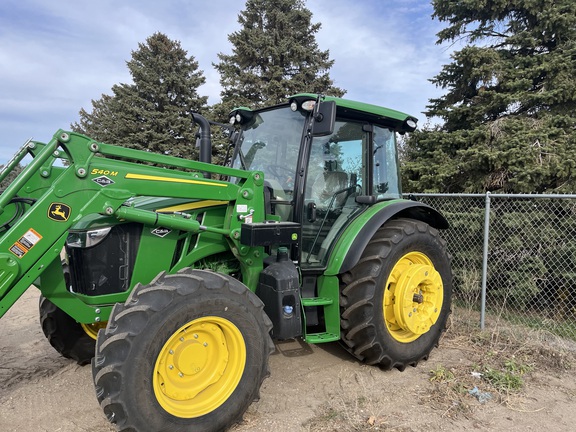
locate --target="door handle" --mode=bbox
[307,201,317,222]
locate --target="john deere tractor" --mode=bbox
[0,94,451,431]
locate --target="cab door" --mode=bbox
[300,120,367,268]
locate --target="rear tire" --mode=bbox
[92,269,274,432]
[340,218,452,370]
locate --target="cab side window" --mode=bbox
[373,125,401,199]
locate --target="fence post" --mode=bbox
[480,192,491,329]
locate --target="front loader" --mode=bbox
[0,94,452,431]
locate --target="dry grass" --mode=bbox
[304,307,575,431]
[422,308,574,418]
[302,369,413,432]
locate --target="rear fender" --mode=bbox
[324,200,449,276]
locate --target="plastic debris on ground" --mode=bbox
[468,386,492,404]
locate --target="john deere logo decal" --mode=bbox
[48,203,71,222]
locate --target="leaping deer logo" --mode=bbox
[48,203,71,221]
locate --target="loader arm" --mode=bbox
[0,129,266,322]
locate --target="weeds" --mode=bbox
[420,305,573,420]
[429,365,455,383]
[303,305,574,431]
[482,367,524,392]
[473,357,532,393]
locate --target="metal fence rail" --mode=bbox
[406,193,576,340]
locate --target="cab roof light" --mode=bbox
[301,100,316,111]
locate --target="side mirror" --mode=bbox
[311,101,336,137]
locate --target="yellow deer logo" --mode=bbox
[48,203,71,222]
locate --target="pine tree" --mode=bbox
[0,163,23,190]
[402,0,576,193]
[214,0,345,113]
[73,32,208,159]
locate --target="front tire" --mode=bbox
[340,218,452,370]
[39,295,105,365]
[92,269,274,432]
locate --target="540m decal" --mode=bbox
[91,168,118,187]
[91,168,118,176]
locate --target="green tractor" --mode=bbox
[0,94,451,431]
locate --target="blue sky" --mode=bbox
[0,0,452,165]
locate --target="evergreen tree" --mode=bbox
[0,163,23,190]
[214,0,345,113]
[403,0,576,193]
[73,32,208,159]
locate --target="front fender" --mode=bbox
[324,199,449,276]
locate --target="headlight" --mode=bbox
[67,227,112,248]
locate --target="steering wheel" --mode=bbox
[325,184,359,210]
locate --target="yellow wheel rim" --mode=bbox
[383,252,443,343]
[81,321,107,340]
[153,316,246,418]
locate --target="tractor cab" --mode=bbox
[228,94,416,269]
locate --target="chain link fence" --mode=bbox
[407,193,576,340]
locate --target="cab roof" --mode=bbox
[290,93,418,132]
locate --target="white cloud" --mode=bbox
[308,0,451,119]
[0,0,452,163]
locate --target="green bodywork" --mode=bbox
[0,131,266,322]
[0,95,442,344]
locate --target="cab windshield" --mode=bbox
[232,106,306,201]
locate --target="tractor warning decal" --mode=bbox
[48,203,71,222]
[10,228,43,258]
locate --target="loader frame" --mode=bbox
[0,129,267,324]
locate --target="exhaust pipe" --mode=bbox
[192,113,212,165]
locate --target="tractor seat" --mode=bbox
[313,171,349,208]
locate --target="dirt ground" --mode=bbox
[1,288,576,432]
